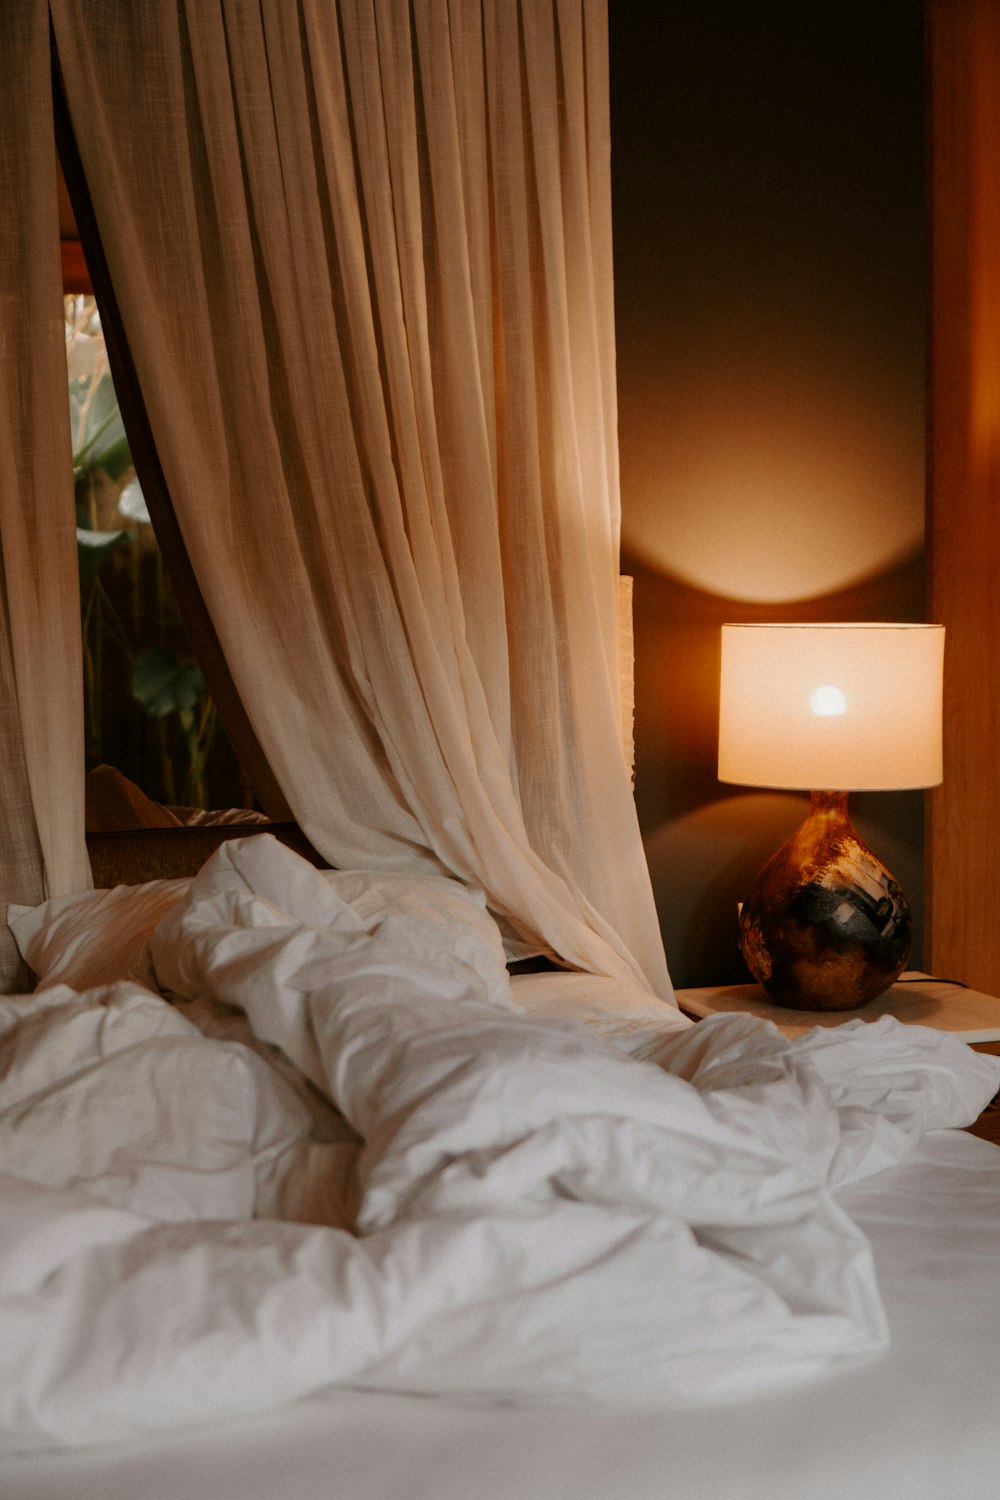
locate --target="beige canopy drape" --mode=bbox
[13,0,673,1000]
[0,3,89,987]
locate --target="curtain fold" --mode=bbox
[0,1,89,989]
[50,0,673,999]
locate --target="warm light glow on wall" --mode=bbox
[619,349,924,604]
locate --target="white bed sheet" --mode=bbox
[2,1129,997,1500]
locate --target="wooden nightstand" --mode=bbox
[675,971,1000,1146]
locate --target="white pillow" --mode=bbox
[151,834,515,1015]
[8,879,191,992]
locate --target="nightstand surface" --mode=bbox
[676,971,1000,1041]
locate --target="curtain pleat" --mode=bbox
[0,1,89,989]
[50,0,673,999]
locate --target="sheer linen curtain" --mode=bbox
[51,0,673,999]
[0,3,89,989]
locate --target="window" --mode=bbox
[66,295,248,816]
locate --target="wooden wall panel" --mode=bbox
[927,0,1000,989]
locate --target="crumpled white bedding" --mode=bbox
[1,835,997,1450]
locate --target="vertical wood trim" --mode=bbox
[927,0,1000,988]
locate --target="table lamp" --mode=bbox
[718,623,945,1010]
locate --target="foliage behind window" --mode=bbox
[66,296,243,811]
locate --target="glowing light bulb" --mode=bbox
[810,684,847,717]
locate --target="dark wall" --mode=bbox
[610,2,927,988]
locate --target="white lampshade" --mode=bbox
[718,623,944,791]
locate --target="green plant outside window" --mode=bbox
[67,295,231,810]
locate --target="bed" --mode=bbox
[2,824,999,1499]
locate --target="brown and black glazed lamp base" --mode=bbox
[737,790,912,1011]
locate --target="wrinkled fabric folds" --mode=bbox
[1,836,997,1448]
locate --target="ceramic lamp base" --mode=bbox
[738,790,912,1011]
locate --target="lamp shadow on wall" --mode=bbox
[627,546,927,989]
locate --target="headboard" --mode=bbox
[85,822,327,888]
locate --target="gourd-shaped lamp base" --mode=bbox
[738,790,912,1011]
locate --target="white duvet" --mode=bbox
[2,835,997,1449]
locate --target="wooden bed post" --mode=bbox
[926,0,1000,990]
